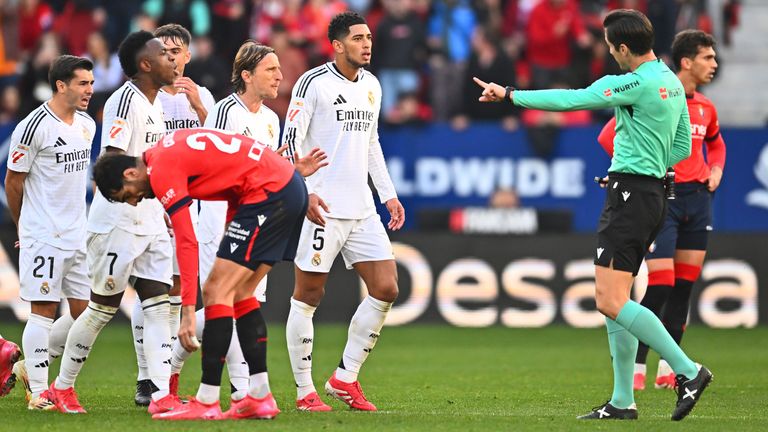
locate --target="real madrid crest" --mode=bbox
[368,90,375,107]
[40,282,50,295]
[267,124,274,139]
[106,277,116,291]
[311,253,322,266]
[82,127,90,141]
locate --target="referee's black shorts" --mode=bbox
[595,172,666,275]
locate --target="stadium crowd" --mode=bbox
[0,0,737,133]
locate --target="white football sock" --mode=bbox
[131,298,149,381]
[48,312,74,362]
[336,296,391,383]
[226,324,249,400]
[248,372,270,399]
[169,295,182,346]
[55,302,117,389]
[141,295,172,401]
[22,313,54,397]
[196,383,220,405]
[286,297,317,399]
[634,363,647,375]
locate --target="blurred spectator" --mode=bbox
[0,85,19,126]
[452,25,518,132]
[209,0,252,66]
[0,0,20,90]
[473,0,504,35]
[268,23,308,122]
[346,0,375,14]
[92,1,141,52]
[647,0,677,63]
[143,0,210,36]
[526,0,590,89]
[301,0,347,65]
[676,0,713,34]
[521,80,591,158]
[250,0,284,44]
[384,91,432,126]
[721,0,740,46]
[374,0,426,120]
[489,187,520,208]
[428,0,477,121]
[16,32,60,117]
[18,0,54,56]
[85,31,122,121]
[52,0,99,56]
[185,35,230,100]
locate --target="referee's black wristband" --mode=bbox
[504,86,514,103]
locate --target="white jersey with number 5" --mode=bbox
[282,62,397,219]
[87,81,167,235]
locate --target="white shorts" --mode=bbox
[294,214,394,273]
[199,240,267,302]
[88,228,173,296]
[19,241,90,302]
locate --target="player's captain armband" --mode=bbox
[108,119,126,139]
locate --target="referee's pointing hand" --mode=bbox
[474,77,507,103]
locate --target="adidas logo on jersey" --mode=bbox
[146,116,155,125]
[54,137,68,147]
[333,94,348,105]
[242,126,252,137]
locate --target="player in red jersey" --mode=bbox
[598,30,725,391]
[92,128,327,420]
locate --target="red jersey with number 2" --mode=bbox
[144,127,295,305]
[598,91,726,183]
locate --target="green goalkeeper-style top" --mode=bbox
[513,59,691,179]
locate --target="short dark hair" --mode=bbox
[92,152,138,201]
[328,11,367,43]
[672,30,716,71]
[231,40,275,94]
[603,9,654,56]
[118,31,155,78]
[48,55,93,93]
[154,23,192,48]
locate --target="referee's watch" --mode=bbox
[504,86,514,103]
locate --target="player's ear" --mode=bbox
[680,57,693,71]
[332,39,344,54]
[123,167,140,181]
[241,69,251,85]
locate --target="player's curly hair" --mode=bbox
[48,55,93,93]
[603,9,654,56]
[92,153,138,202]
[327,11,367,43]
[231,40,275,94]
[154,23,192,48]
[672,30,716,71]
[118,31,155,78]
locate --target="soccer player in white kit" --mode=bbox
[128,23,218,405]
[48,31,183,415]
[283,12,405,412]
[5,56,95,410]
[169,40,285,418]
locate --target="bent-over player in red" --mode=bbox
[93,127,327,420]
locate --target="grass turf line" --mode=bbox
[0,324,765,431]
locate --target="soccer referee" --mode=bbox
[474,9,712,421]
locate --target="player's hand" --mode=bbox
[293,147,328,177]
[306,193,329,227]
[707,166,723,192]
[385,198,405,231]
[473,77,508,103]
[175,77,203,111]
[178,305,198,352]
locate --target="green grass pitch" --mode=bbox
[0,324,766,431]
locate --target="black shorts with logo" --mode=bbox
[217,171,308,270]
[647,182,713,259]
[595,172,666,275]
